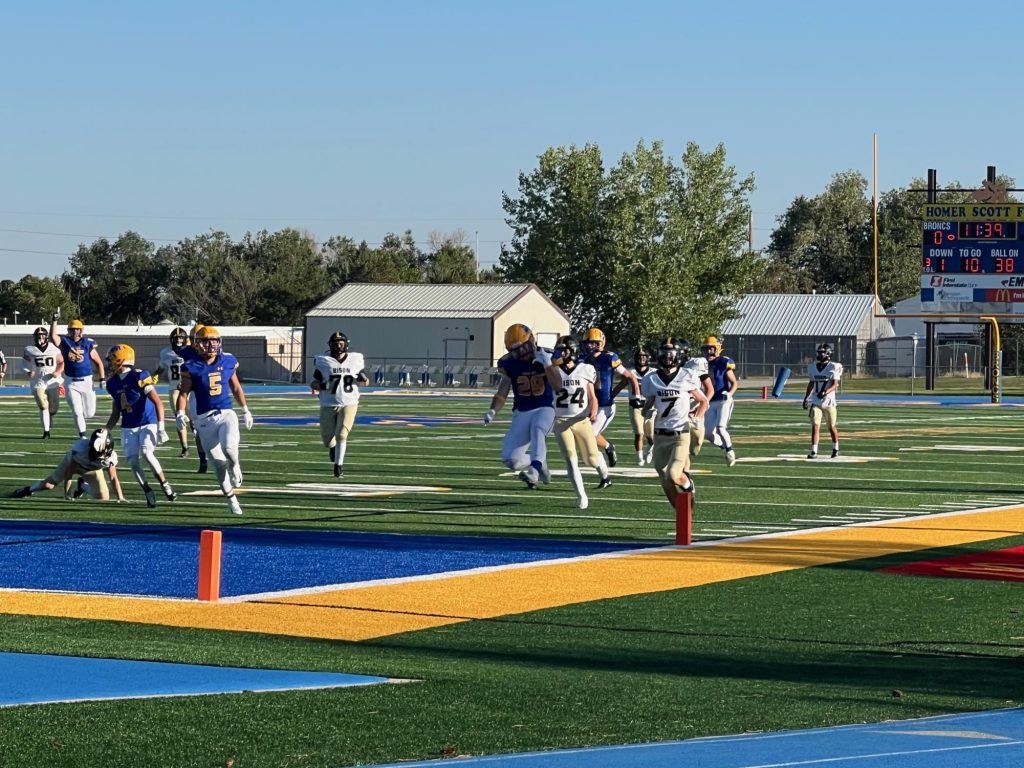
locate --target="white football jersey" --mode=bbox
[552,361,596,417]
[683,356,708,378]
[315,351,366,407]
[23,344,61,385]
[807,361,843,408]
[156,346,187,385]
[641,367,700,431]
[69,438,119,470]
[627,366,652,381]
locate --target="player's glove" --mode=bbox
[175,410,189,432]
[802,400,809,410]
[242,408,254,431]
[641,406,655,420]
[550,346,564,364]
[483,408,495,425]
[533,347,552,367]
[629,396,643,409]
[98,377,106,390]
[51,311,59,322]
[156,425,169,445]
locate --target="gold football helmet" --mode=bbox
[189,324,205,345]
[583,327,606,354]
[67,319,85,341]
[195,325,222,356]
[107,344,136,371]
[504,323,535,359]
[701,336,722,358]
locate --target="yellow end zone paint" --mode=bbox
[0,506,1020,642]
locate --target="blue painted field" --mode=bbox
[0,521,653,599]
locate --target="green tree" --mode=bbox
[62,232,166,324]
[423,230,478,283]
[160,231,236,325]
[765,171,872,296]
[502,140,757,347]
[0,276,77,327]
[237,229,329,325]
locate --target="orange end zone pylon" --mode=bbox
[674,491,693,545]
[198,529,223,602]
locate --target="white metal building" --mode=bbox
[0,322,302,384]
[303,283,570,381]
[720,293,894,376]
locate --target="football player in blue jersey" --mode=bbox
[701,336,739,467]
[50,316,106,437]
[581,327,641,468]
[176,326,253,515]
[180,324,209,473]
[103,344,176,508]
[483,323,555,489]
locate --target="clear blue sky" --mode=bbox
[1,0,1019,281]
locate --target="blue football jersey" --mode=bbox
[709,355,737,401]
[498,353,553,411]
[106,368,158,429]
[183,352,239,414]
[588,351,624,407]
[60,335,98,378]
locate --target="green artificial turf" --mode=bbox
[0,389,1020,767]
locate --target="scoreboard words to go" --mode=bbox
[921,204,1024,309]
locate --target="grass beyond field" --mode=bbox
[0,389,1020,767]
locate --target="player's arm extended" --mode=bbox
[489,376,511,413]
[690,387,709,419]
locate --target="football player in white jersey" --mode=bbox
[640,336,708,508]
[11,428,125,501]
[311,331,369,477]
[681,341,714,457]
[540,335,612,509]
[22,326,65,439]
[614,348,656,466]
[154,326,191,456]
[802,343,843,459]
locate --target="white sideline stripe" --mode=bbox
[224,502,1024,604]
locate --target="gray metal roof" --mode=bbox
[721,294,886,337]
[307,283,555,319]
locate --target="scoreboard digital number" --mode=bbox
[922,206,1024,274]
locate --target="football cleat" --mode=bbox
[12,486,32,498]
[198,460,208,474]
[517,470,537,490]
[644,447,654,464]
[41,431,50,440]
[725,449,737,467]
[179,446,189,458]
[597,476,613,489]
[333,465,344,478]
[831,448,840,459]
[73,477,87,499]
[144,488,158,508]
[227,495,243,516]
[577,496,589,510]
[161,482,176,501]
[536,463,551,485]
[605,443,618,467]
[807,451,818,459]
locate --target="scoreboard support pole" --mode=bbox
[981,316,1002,404]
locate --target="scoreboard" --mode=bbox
[920,204,1024,309]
